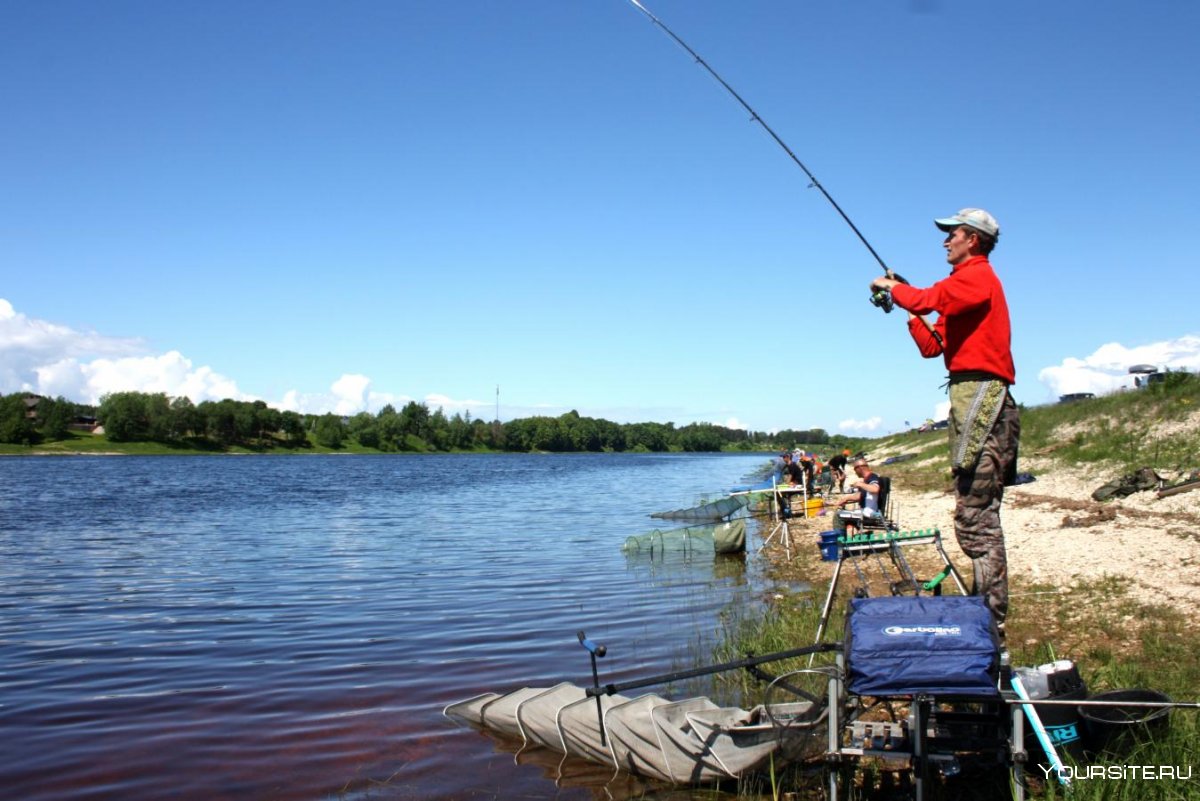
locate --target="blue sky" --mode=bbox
[3,0,1198,434]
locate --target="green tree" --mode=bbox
[37,396,74,440]
[487,419,505,450]
[376,406,403,451]
[251,401,282,443]
[398,401,430,443]
[100,391,174,441]
[232,403,257,444]
[0,394,37,445]
[313,413,346,448]
[144,393,172,441]
[447,412,473,450]
[677,423,724,452]
[348,412,380,449]
[99,391,150,441]
[626,422,670,452]
[428,407,449,450]
[280,411,307,447]
[560,411,602,452]
[501,418,530,451]
[200,399,239,446]
[595,419,626,451]
[170,396,202,439]
[549,418,572,450]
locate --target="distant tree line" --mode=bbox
[0,391,853,453]
[96,392,311,447]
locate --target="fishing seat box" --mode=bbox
[844,596,1001,697]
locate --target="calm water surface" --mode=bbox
[0,453,784,800]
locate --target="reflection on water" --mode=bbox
[478,727,734,801]
[0,452,781,800]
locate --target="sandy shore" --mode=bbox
[793,454,1200,618]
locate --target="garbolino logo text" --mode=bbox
[883,624,962,636]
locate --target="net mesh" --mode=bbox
[622,518,746,555]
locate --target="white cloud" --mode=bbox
[722,417,748,430]
[0,298,144,396]
[1038,335,1200,399]
[424,393,491,414]
[34,351,249,406]
[838,416,883,433]
[1,298,251,404]
[330,373,371,416]
[276,375,414,416]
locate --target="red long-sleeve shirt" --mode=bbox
[890,255,1015,384]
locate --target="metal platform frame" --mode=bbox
[814,528,970,646]
[759,478,822,560]
[821,648,1028,801]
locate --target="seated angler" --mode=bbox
[832,458,881,535]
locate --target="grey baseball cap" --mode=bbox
[934,208,999,238]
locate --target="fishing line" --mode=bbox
[623,1,942,344]
[625,0,888,274]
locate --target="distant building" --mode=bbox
[68,415,100,433]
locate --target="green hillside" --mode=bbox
[868,371,1200,492]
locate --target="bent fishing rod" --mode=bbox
[623,0,942,347]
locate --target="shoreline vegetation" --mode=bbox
[722,372,1200,799]
[1,390,859,456]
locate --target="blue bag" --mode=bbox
[845,596,1000,697]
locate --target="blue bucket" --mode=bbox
[818,530,840,561]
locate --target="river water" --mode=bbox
[0,452,786,800]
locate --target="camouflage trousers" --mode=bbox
[951,386,1020,632]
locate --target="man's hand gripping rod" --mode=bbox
[870,272,906,314]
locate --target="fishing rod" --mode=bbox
[581,638,841,698]
[623,0,942,346]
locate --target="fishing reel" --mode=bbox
[870,289,895,314]
[870,271,908,314]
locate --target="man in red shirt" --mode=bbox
[870,208,1020,636]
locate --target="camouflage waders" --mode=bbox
[948,377,1020,633]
